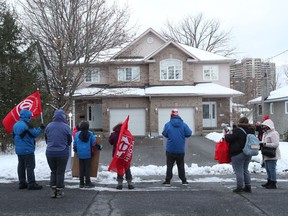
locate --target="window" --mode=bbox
[258,105,262,115]
[85,68,100,83]
[285,101,288,114]
[203,65,219,81]
[270,103,274,114]
[160,59,183,80]
[118,67,140,81]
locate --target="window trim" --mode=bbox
[203,65,219,81]
[117,66,140,82]
[285,101,288,114]
[270,103,274,114]
[160,59,183,81]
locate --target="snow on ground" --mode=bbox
[1,132,288,186]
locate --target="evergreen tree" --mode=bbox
[0,1,45,151]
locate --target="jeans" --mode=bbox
[17,153,36,185]
[165,151,186,182]
[79,158,92,184]
[231,153,251,188]
[117,167,132,184]
[264,160,277,182]
[47,156,69,188]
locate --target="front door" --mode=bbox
[87,104,102,129]
[202,102,217,128]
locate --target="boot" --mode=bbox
[28,183,43,190]
[243,185,252,193]
[265,181,277,189]
[50,186,57,198]
[55,188,64,198]
[116,179,123,190]
[261,179,271,187]
[127,180,134,190]
[85,182,95,188]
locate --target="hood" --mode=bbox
[170,116,183,128]
[19,109,32,122]
[113,123,122,132]
[262,119,275,130]
[52,109,67,123]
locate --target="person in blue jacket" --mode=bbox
[13,109,45,190]
[162,109,192,186]
[45,109,72,198]
[73,121,102,188]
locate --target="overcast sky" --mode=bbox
[116,0,288,66]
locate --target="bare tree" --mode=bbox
[18,0,134,109]
[161,13,236,57]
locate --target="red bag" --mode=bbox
[214,139,231,164]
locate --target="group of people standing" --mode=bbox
[224,115,281,193]
[12,107,280,198]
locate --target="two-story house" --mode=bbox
[71,28,243,137]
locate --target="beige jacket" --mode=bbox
[262,119,281,160]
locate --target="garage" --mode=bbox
[158,108,195,136]
[109,108,146,136]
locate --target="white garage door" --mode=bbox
[158,108,195,136]
[110,109,146,136]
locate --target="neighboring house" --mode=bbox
[248,85,288,138]
[71,28,243,137]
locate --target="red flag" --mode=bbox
[108,116,135,176]
[2,90,42,133]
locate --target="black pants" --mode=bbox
[47,156,69,188]
[117,167,132,183]
[79,158,92,184]
[17,153,36,186]
[165,151,186,182]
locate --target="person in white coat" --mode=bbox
[260,119,281,189]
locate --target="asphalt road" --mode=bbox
[1,135,288,216]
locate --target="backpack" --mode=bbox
[239,127,260,156]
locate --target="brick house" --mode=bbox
[71,28,243,137]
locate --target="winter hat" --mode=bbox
[262,119,274,130]
[263,115,269,121]
[170,109,179,117]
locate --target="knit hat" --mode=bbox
[263,115,269,121]
[171,109,179,117]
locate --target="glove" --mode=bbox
[73,147,77,153]
[96,144,103,151]
[259,143,265,148]
[40,124,46,130]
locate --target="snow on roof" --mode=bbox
[248,85,288,104]
[177,43,235,62]
[73,87,145,97]
[73,83,243,98]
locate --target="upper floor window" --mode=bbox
[203,65,219,81]
[285,101,288,114]
[118,67,140,81]
[160,59,183,80]
[85,68,99,83]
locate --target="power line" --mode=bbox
[268,49,288,60]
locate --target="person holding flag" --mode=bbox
[13,109,45,190]
[108,117,135,190]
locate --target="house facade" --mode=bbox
[71,28,243,137]
[248,85,288,139]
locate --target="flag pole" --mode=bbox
[37,88,44,124]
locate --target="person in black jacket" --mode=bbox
[225,117,256,193]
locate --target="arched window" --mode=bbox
[160,59,183,80]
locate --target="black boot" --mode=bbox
[243,185,252,193]
[265,181,277,189]
[50,186,57,198]
[261,179,271,187]
[55,188,64,198]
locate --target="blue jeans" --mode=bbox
[231,153,251,188]
[47,156,69,188]
[264,160,277,182]
[17,153,36,185]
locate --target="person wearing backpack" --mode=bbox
[225,117,256,193]
[260,119,281,189]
